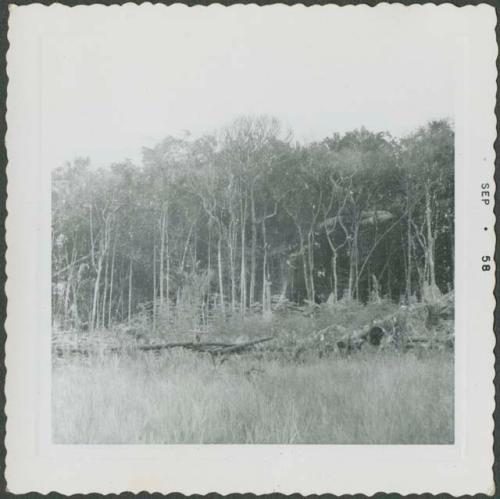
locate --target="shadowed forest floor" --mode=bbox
[52,349,454,444]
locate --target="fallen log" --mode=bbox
[139,341,232,353]
[53,337,275,358]
[204,337,275,356]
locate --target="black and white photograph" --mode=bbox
[49,5,456,445]
[5,3,496,494]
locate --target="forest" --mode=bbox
[52,115,454,444]
[52,115,454,333]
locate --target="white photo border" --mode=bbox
[4,3,497,495]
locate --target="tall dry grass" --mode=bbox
[52,349,453,444]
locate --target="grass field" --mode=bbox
[52,348,454,444]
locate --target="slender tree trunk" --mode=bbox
[153,244,157,332]
[425,185,436,288]
[217,232,225,314]
[62,270,71,327]
[89,206,95,268]
[118,289,123,322]
[302,255,310,302]
[192,226,197,269]
[261,218,272,320]
[159,208,166,311]
[449,218,454,285]
[72,280,80,328]
[226,223,237,312]
[91,214,111,331]
[307,230,315,303]
[338,216,352,301]
[91,254,103,332]
[262,218,267,310]
[128,259,133,325]
[347,245,354,301]
[207,222,212,275]
[207,221,211,315]
[108,235,116,327]
[165,216,170,316]
[240,197,247,315]
[279,259,289,302]
[388,264,393,299]
[63,248,77,328]
[331,251,338,302]
[180,222,195,275]
[116,265,124,322]
[345,222,360,301]
[177,222,195,306]
[354,226,359,300]
[89,206,99,331]
[323,220,342,303]
[405,181,413,301]
[406,212,412,301]
[297,228,311,303]
[249,188,257,307]
[101,242,110,328]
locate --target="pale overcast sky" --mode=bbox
[11,4,472,169]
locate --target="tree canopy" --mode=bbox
[52,116,454,331]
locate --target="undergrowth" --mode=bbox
[52,348,454,444]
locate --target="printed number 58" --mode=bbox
[482,256,491,271]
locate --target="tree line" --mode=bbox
[52,115,454,331]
